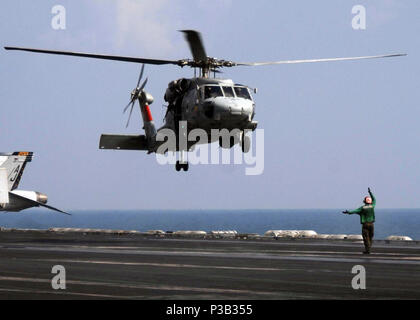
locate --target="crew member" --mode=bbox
[343,188,376,254]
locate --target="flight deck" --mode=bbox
[0,229,419,299]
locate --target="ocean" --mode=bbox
[0,209,419,240]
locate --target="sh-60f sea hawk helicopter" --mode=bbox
[5,30,406,171]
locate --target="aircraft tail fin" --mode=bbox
[139,97,157,150]
[0,168,9,204]
[0,152,33,191]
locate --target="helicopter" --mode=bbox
[5,30,406,172]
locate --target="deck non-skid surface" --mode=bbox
[0,232,419,299]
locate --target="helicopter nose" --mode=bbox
[213,98,253,120]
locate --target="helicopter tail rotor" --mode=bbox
[121,64,157,149]
[123,64,149,128]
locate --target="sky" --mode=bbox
[0,0,419,210]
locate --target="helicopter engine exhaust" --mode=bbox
[164,78,190,104]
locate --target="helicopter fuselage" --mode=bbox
[161,77,258,142]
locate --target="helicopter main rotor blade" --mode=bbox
[4,47,180,65]
[137,64,145,87]
[235,53,407,66]
[180,30,207,62]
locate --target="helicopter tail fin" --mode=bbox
[140,102,157,148]
[99,102,157,152]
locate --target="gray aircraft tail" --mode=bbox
[99,93,157,153]
[139,98,157,148]
[0,152,33,191]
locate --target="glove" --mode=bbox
[342,210,349,214]
[368,187,371,193]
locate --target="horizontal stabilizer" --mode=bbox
[99,134,149,151]
[9,192,70,215]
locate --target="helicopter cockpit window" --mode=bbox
[222,86,235,98]
[204,86,223,99]
[234,87,252,100]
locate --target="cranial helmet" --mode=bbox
[364,196,372,204]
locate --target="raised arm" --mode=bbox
[368,187,376,206]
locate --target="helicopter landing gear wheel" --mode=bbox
[182,162,189,171]
[241,133,251,153]
[176,150,189,172]
[176,161,189,172]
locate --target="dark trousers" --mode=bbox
[362,222,374,252]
